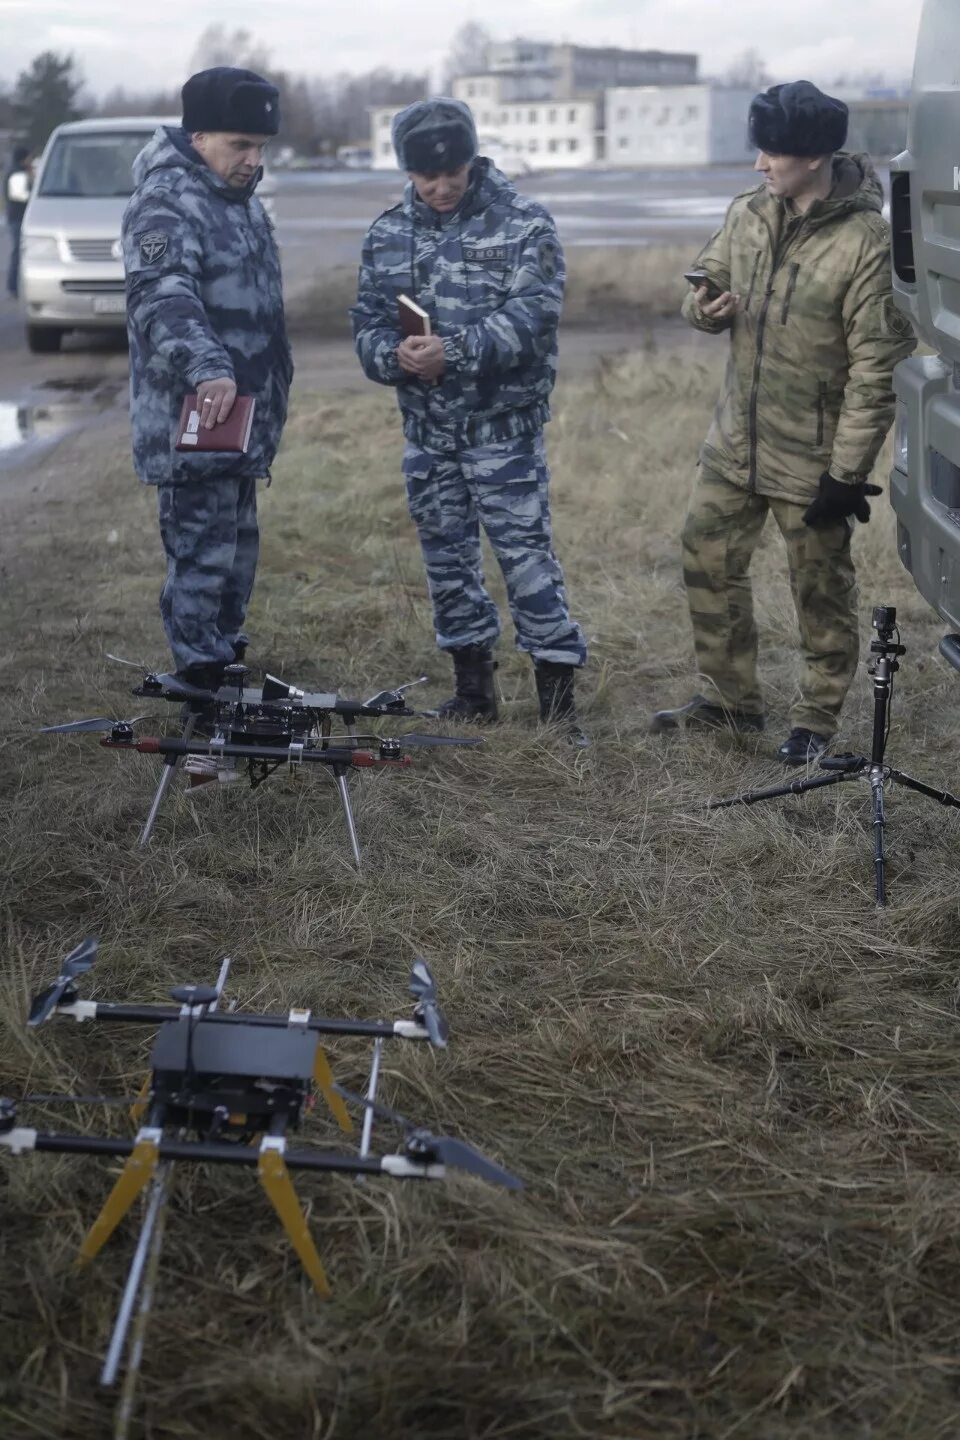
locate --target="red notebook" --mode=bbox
[175,394,256,452]
[398,293,431,337]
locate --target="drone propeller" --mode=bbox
[363,676,429,710]
[393,733,483,749]
[408,956,449,1048]
[105,652,153,671]
[40,714,150,735]
[332,1085,523,1190]
[27,936,98,1027]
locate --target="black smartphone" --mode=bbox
[683,269,724,301]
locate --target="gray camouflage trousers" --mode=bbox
[157,478,259,673]
[682,468,859,735]
[402,433,586,665]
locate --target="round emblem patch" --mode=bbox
[138,231,169,265]
[537,237,559,280]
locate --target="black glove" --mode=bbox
[802,472,882,527]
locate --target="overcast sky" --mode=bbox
[0,0,925,96]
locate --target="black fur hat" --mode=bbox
[392,97,478,172]
[182,67,280,137]
[748,80,848,157]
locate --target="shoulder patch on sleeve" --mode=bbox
[536,236,559,280]
[138,231,169,265]
[882,293,913,339]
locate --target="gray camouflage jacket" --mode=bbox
[122,127,292,485]
[351,158,563,447]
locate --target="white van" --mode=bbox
[19,117,176,352]
[18,116,277,354]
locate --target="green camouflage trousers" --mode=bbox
[681,468,860,735]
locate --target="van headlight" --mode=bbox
[894,402,909,473]
[23,235,61,262]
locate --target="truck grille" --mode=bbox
[67,238,117,262]
[61,279,126,294]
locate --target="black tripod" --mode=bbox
[708,605,960,906]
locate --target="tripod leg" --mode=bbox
[258,1142,331,1296]
[707,769,854,811]
[887,769,960,809]
[333,769,362,869]
[871,770,887,908]
[139,714,197,848]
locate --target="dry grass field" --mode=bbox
[1,344,960,1440]
[285,245,687,338]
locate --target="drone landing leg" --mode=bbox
[139,714,197,848]
[100,1162,171,1389]
[357,1036,384,1175]
[78,1131,160,1265]
[333,768,362,870]
[312,1045,354,1134]
[258,1139,330,1296]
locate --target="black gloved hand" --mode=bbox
[802,471,882,528]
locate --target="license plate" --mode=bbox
[93,294,126,315]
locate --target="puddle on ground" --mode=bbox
[0,381,126,458]
[0,400,87,453]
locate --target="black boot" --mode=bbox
[176,662,224,735]
[429,646,499,722]
[534,660,590,748]
[777,727,830,767]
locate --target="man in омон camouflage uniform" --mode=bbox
[652,81,916,765]
[123,67,292,697]
[352,98,588,744]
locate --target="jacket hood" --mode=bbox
[402,155,516,226]
[132,125,261,202]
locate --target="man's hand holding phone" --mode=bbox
[684,269,740,321]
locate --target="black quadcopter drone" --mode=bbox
[40,658,481,865]
[3,938,521,1418]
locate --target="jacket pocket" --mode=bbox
[780,263,800,325]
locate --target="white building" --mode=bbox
[606,85,756,167]
[370,83,599,171]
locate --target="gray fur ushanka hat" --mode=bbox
[392,97,478,171]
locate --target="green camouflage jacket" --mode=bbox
[682,153,916,503]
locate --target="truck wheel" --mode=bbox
[26,325,63,354]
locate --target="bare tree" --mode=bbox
[442,22,493,89]
[189,25,273,76]
[724,49,771,89]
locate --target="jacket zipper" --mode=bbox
[780,263,800,325]
[744,250,762,311]
[816,381,827,446]
[748,217,804,490]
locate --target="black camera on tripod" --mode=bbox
[870,605,905,658]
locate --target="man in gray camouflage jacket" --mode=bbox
[122,66,292,693]
[352,98,587,743]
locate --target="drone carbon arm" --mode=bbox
[99,737,411,769]
[0,1127,445,1179]
[43,999,432,1042]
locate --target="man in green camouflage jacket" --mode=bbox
[652,81,916,765]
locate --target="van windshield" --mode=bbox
[38,132,155,198]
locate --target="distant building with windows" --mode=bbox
[369,40,699,171]
[607,85,755,167]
